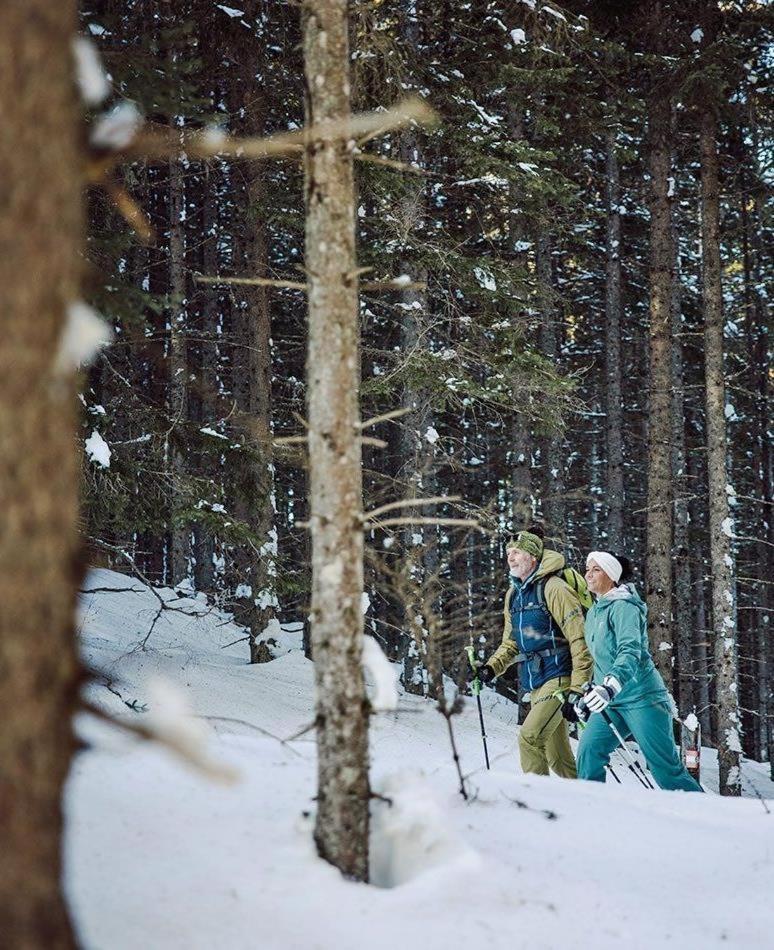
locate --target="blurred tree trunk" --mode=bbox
[302,0,370,880]
[0,2,82,944]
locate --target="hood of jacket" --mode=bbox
[595,582,646,614]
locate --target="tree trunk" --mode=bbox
[302,0,370,880]
[700,106,741,795]
[168,151,189,586]
[645,89,675,692]
[230,39,279,664]
[537,235,565,541]
[192,170,218,593]
[0,2,81,944]
[604,120,625,553]
[670,170,693,717]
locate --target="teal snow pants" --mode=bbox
[577,701,703,792]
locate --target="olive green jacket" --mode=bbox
[485,549,593,692]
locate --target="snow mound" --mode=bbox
[370,771,478,887]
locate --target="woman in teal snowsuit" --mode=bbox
[574,551,702,792]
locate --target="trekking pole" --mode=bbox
[465,646,490,770]
[600,710,654,789]
[576,716,621,784]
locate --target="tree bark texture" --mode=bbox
[537,235,565,541]
[0,2,82,944]
[669,172,693,717]
[700,107,741,795]
[192,172,218,592]
[604,121,624,553]
[397,114,435,697]
[645,90,675,692]
[168,152,189,585]
[302,0,370,881]
[230,39,279,664]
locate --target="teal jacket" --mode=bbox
[584,585,669,710]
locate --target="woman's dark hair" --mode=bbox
[610,553,634,584]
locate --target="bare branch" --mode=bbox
[367,516,480,529]
[354,152,430,176]
[360,279,427,292]
[364,495,462,522]
[194,273,427,294]
[120,96,437,166]
[195,275,307,290]
[81,699,239,785]
[360,407,412,430]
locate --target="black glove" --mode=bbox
[474,664,495,685]
[559,691,583,723]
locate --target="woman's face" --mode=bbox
[585,559,615,596]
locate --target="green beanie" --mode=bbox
[506,530,544,560]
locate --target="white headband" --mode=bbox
[587,551,623,584]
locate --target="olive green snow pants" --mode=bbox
[519,676,577,779]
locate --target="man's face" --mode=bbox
[507,546,537,580]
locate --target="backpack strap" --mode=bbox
[536,574,567,639]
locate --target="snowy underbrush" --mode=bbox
[68,569,774,950]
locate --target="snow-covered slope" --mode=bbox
[67,570,774,950]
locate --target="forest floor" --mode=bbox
[67,569,774,950]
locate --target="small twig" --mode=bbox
[80,586,145,594]
[364,495,462,522]
[220,636,250,649]
[200,715,304,757]
[502,792,559,821]
[370,791,394,806]
[440,708,468,801]
[740,761,772,815]
[283,720,317,743]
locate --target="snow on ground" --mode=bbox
[68,569,774,950]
